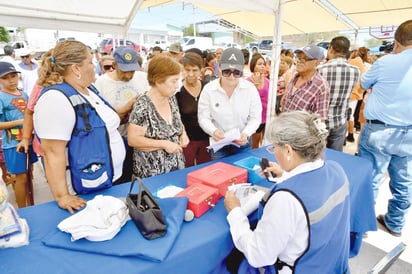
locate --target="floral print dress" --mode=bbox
[129,94,185,178]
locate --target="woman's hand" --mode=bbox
[163,140,183,154]
[224,190,241,213]
[212,129,225,141]
[56,194,87,214]
[264,161,284,178]
[252,72,264,88]
[179,133,190,148]
[234,132,249,146]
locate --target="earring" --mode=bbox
[287,156,291,161]
[76,73,81,80]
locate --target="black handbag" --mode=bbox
[126,177,167,240]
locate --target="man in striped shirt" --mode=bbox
[282,45,330,121]
[318,36,360,152]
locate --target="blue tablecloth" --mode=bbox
[0,147,376,273]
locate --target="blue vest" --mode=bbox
[40,82,114,194]
[240,161,350,274]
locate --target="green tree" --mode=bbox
[0,27,10,43]
[365,38,382,48]
[182,24,195,36]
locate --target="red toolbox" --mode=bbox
[176,183,220,218]
[187,162,248,197]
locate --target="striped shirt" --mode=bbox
[282,71,330,121]
[318,57,360,129]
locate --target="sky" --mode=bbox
[131,3,391,48]
[132,3,215,28]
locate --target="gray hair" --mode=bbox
[267,111,328,161]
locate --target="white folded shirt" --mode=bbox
[58,195,130,242]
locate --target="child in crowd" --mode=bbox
[0,62,37,208]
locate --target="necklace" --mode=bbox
[185,80,201,101]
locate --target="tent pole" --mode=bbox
[263,0,284,146]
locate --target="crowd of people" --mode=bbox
[0,18,411,272]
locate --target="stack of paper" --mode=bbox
[207,128,241,153]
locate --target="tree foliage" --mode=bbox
[182,24,195,36]
[0,27,10,43]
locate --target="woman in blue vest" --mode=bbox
[33,41,126,214]
[224,111,350,273]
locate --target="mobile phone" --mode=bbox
[260,158,276,180]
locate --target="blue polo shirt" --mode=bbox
[361,48,412,126]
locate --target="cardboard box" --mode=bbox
[175,183,220,218]
[187,162,248,197]
[234,156,265,184]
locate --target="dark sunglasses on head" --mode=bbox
[103,65,114,71]
[221,69,242,78]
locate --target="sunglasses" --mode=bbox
[21,55,30,59]
[221,69,242,78]
[103,65,114,71]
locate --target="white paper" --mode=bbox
[228,184,268,216]
[156,185,185,198]
[207,128,241,153]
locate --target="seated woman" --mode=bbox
[224,111,350,273]
[34,41,126,214]
[127,55,189,178]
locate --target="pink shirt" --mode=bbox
[28,84,43,156]
[247,77,269,124]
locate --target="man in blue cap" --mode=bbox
[95,46,149,184]
[282,45,330,121]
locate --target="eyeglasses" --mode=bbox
[296,56,315,63]
[221,69,242,78]
[21,55,30,59]
[103,65,114,71]
[265,145,275,154]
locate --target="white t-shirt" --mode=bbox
[34,89,125,192]
[94,71,149,136]
[18,62,38,97]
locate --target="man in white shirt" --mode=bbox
[94,47,149,184]
[17,49,39,97]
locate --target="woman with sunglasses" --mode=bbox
[198,48,262,160]
[99,55,115,74]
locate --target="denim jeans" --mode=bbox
[358,122,412,233]
[327,122,347,152]
[210,140,251,160]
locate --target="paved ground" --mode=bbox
[4,132,412,273]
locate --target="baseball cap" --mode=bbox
[19,49,34,57]
[0,62,20,78]
[169,42,182,54]
[113,46,140,72]
[295,45,325,60]
[220,48,244,71]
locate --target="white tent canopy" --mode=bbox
[1,0,410,142]
[0,0,144,36]
[1,0,411,37]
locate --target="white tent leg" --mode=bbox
[262,0,284,146]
